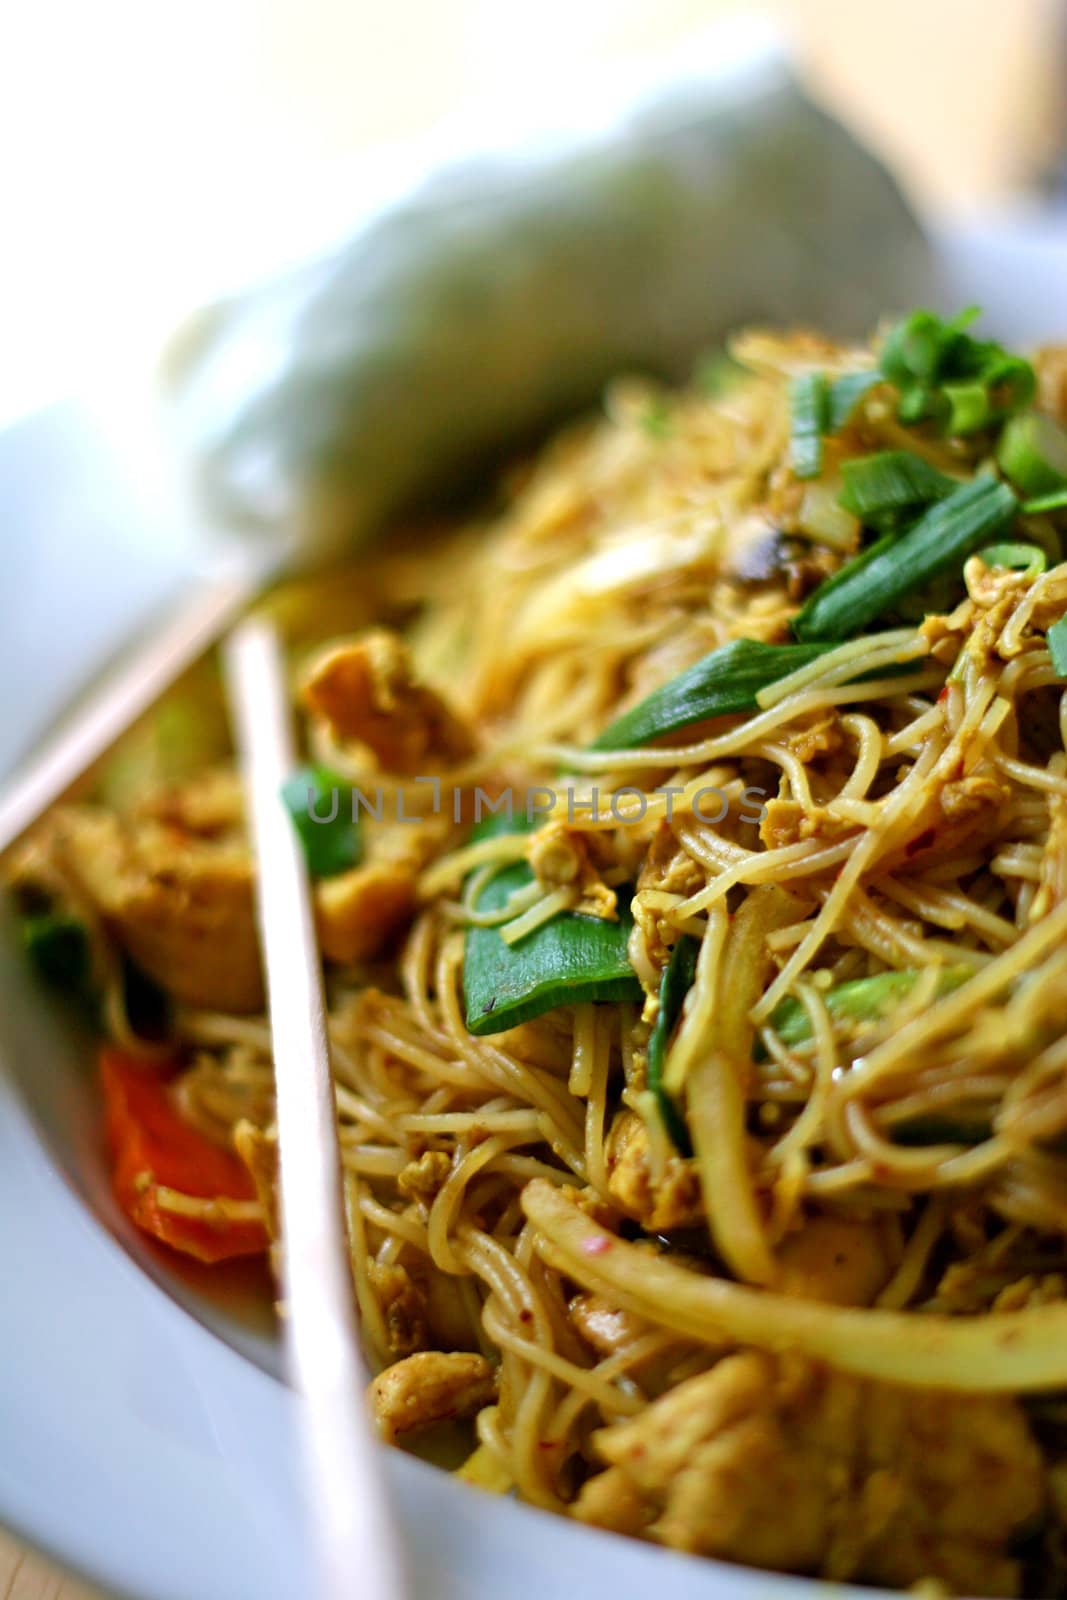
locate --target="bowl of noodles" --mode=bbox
[8,297,1067,1598]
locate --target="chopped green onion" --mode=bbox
[997,412,1067,499]
[280,764,362,879]
[793,476,1018,642]
[764,966,969,1052]
[789,373,830,479]
[977,542,1047,576]
[827,371,880,432]
[942,381,995,435]
[878,308,1034,437]
[838,450,956,523]
[1047,615,1067,677]
[646,936,697,1151]
[880,309,952,389]
[463,814,640,1036]
[22,914,90,989]
[589,639,837,751]
[982,353,1038,423]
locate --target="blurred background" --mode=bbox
[1,0,1066,429]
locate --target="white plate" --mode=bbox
[1,219,1065,1600]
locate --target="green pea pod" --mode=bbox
[463,814,640,1037]
[764,965,970,1052]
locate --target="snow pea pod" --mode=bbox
[463,815,639,1037]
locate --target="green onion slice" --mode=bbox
[646,935,698,1151]
[793,476,1019,642]
[1047,615,1067,678]
[789,373,830,480]
[878,308,1035,437]
[998,412,1067,499]
[463,814,640,1036]
[978,542,1047,576]
[838,450,957,523]
[827,371,880,432]
[280,764,362,878]
[590,639,837,751]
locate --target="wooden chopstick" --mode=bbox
[0,560,268,859]
[223,618,406,1600]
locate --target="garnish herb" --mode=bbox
[280,764,362,879]
[878,308,1035,435]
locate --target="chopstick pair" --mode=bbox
[0,582,407,1600]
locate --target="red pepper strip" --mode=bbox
[100,1047,268,1264]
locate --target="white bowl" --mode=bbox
[1,216,1065,1599]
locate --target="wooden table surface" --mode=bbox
[0,1526,101,1600]
[3,2,1061,1595]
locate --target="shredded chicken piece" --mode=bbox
[32,804,263,1012]
[576,1352,1044,1596]
[528,821,616,920]
[569,1293,649,1357]
[314,817,451,965]
[369,1351,497,1444]
[315,860,418,965]
[300,629,475,774]
[605,1111,702,1231]
[133,768,245,835]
